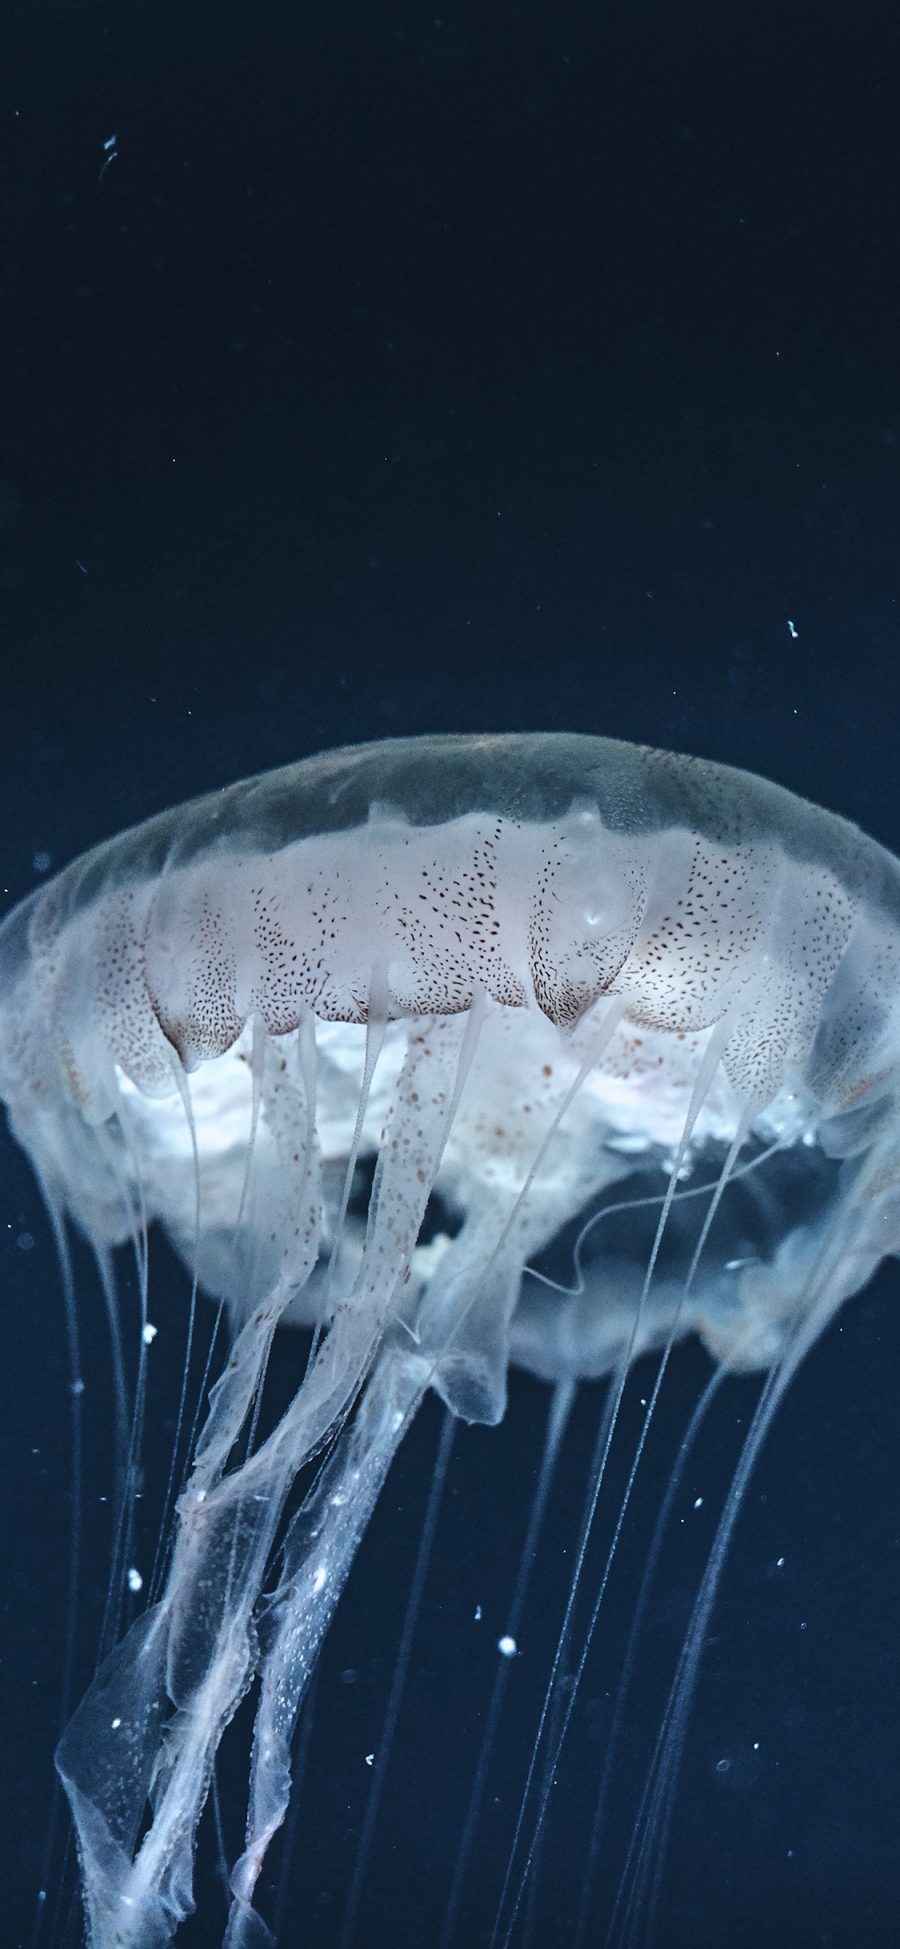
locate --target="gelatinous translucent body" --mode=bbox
[2,733,899,1947]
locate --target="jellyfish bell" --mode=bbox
[2,731,900,1947]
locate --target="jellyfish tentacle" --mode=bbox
[225,1341,430,1947]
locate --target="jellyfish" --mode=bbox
[2,731,899,1948]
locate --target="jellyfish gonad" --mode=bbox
[1,733,898,1947]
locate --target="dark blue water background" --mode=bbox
[2,4,900,1944]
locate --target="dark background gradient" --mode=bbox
[2,3,900,1946]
